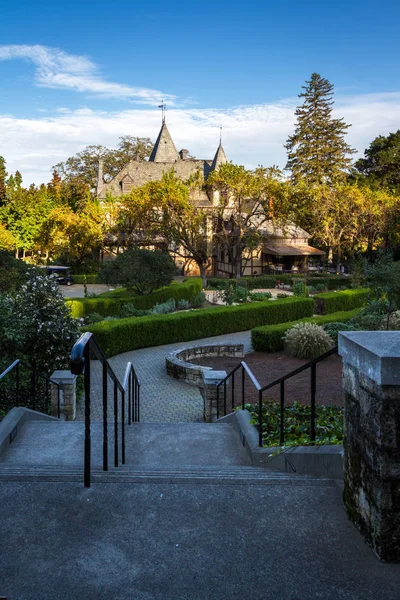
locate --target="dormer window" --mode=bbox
[120,174,134,194]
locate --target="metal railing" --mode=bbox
[0,359,61,418]
[216,346,338,447]
[70,332,140,488]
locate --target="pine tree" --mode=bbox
[0,156,7,205]
[285,73,355,186]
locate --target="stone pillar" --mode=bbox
[50,370,77,421]
[202,370,228,423]
[338,331,400,562]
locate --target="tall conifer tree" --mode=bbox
[285,73,355,186]
[0,156,7,205]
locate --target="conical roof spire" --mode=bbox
[149,122,179,162]
[211,141,227,171]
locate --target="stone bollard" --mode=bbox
[338,331,400,562]
[50,370,77,421]
[202,370,228,422]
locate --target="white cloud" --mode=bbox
[0,44,176,106]
[1,93,400,185]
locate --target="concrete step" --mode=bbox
[1,420,251,468]
[0,464,336,486]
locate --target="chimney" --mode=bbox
[179,149,189,160]
[97,159,104,196]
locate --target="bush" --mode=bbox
[151,298,176,314]
[0,251,29,293]
[207,274,353,291]
[323,322,356,343]
[85,312,105,324]
[314,283,327,293]
[314,288,370,314]
[190,291,206,309]
[67,278,202,318]
[85,297,314,357]
[251,309,361,352]
[250,291,272,302]
[277,293,289,299]
[119,304,150,318]
[177,299,190,310]
[98,248,176,295]
[292,281,309,298]
[284,323,334,360]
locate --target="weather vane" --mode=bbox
[158,100,166,124]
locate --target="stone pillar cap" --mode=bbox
[338,331,400,385]
[203,370,227,384]
[50,370,77,383]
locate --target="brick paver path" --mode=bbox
[76,331,252,423]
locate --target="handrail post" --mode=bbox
[241,366,245,410]
[216,384,220,419]
[114,380,118,467]
[57,384,60,419]
[137,382,140,422]
[121,390,126,465]
[223,380,227,416]
[280,380,285,446]
[310,363,316,443]
[258,390,263,447]
[83,343,91,488]
[128,371,132,426]
[102,362,108,471]
[231,371,235,411]
[15,361,20,408]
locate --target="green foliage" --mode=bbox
[71,274,98,284]
[366,253,400,312]
[250,291,272,301]
[85,312,105,324]
[151,298,176,315]
[251,309,360,352]
[190,291,206,309]
[323,322,355,343]
[284,323,334,359]
[85,297,314,357]
[98,248,176,295]
[119,304,150,318]
[314,288,370,314]
[285,73,355,185]
[2,269,79,376]
[0,252,29,293]
[207,275,353,291]
[67,278,202,318]
[177,299,190,310]
[292,281,309,298]
[314,283,327,293]
[354,130,400,192]
[245,401,343,447]
[277,293,289,299]
[220,282,249,305]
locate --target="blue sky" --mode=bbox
[1,0,400,183]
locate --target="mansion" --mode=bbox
[96,121,324,276]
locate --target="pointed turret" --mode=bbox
[149,122,179,162]
[211,142,227,171]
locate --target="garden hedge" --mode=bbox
[67,278,202,318]
[314,288,370,315]
[85,296,314,357]
[71,274,99,284]
[251,308,361,352]
[207,275,353,291]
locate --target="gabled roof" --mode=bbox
[211,143,227,170]
[149,122,179,162]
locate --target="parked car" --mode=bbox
[43,266,72,285]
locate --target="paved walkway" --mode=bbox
[77,331,252,423]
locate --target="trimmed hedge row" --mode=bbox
[251,308,361,352]
[85,297,314,357]
[67,278,202,318]
[207,275,353,291]
[71,274,99,284]
[314,288,370,315]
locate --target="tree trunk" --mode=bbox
[199,263,207,289]
[336,247,341,275]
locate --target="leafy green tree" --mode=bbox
[354,130,400,192]
[285,73,355,185]
[0,156,7,205]
[54,136,153,193]
[0,251,29,293]
[99,248,176,294]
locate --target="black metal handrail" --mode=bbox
[216,346,338,447]
[70,332,140,487]
[0,359,62,418]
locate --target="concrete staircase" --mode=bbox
[0,419,327,486]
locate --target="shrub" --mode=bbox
[284,323,334,360]
[85,312,105,324]
[314,288,370,314]
[177,299,190,310]
[292,281,309,298]
[323,322,356,343]
[98,248,176,295]
[207,274,353,291]
[251,309,360,352]
[190,291,206,309]
[119,304,150,318]
[67,278,202,318]
[250,291,272,302]
[0,251,29,293]
[314,283,327,293]
[85,297,314,357]
[151,298,176,314]
[277,293,289,299]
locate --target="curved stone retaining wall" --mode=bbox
[166,343,244,388]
